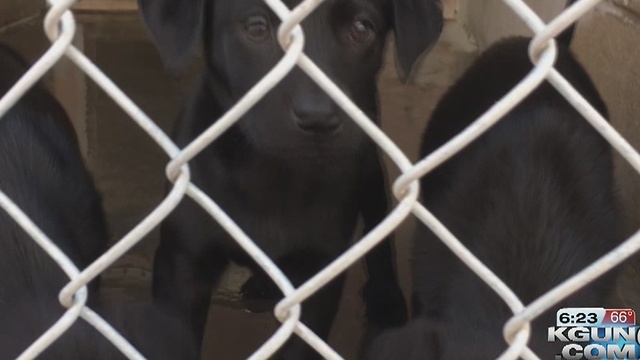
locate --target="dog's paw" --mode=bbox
[362,282,408,329]
[240,273,281,300]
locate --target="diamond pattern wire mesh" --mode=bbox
[0,0,638,359]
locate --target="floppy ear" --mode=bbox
[392,0,444,82]
[137,0,205,71]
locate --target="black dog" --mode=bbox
[369,25,623,360]
[0,42,107,305]
[0,43,198,359]
[138,0,443,357]
[0,298,199,360]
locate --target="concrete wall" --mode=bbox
[0,0,42,29]
[458,0,564,50]
[571,2,640,234]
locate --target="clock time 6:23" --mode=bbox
[556,308,636,327]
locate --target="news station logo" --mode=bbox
[549,308,640,359]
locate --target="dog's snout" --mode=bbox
[292,96,341,133]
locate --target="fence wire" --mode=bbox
[0,0,637,359]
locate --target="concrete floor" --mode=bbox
[2,9,639,360]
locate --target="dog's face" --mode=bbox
[139,0,443,156]
[207,0,391,156]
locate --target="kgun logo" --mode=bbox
[548,326,640,359]
[550,308,639,359]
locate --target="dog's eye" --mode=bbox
[243,16,270,42]
[350,19,375,44]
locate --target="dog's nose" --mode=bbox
[292,96,341,133]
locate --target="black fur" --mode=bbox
[367,317,441,360]
[0,43,198,360]
[0,42,106,307]
[370,35,623,359]
[0,299,199,360]
[137,0,444,358]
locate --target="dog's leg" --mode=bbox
[272,253,346,360]
[152,200,229,348]
[359,152,408,329]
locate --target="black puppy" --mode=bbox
[0,42,107,304]
[0,40,106,353]
[0,299,199,359]
[138,0,443,357]
[0,43,198,359]
[369,25,623,360]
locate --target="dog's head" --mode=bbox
[139,0,443,157]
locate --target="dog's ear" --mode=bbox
[137,0,205,70]
[392,0,444,82]
[366,318,442,360]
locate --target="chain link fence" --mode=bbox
[0,0,638,359]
